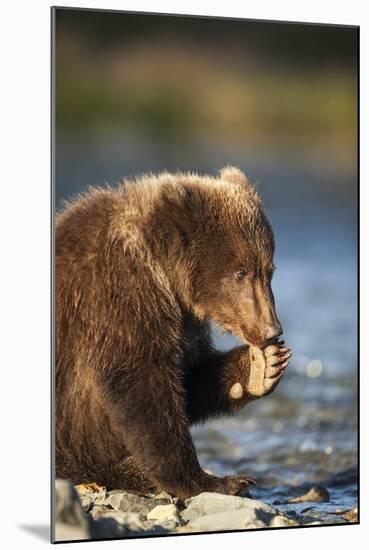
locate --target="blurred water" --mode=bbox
[56,135,358,520]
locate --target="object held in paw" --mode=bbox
[246,341,291,398]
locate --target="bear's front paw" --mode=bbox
[247,342,291,398]
[263,343,291,394]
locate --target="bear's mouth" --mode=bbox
[218,321,276,349]
[221,322,261,348]
[240,324,280,349]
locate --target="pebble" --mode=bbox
[75,482,106,496]
[343,507,358,523]
[288,486,330,503]
[53,479,351,541]
[181,492,276,522]
[182,508,300,532]
[147,504,180,522]
[270,515,300,528]
[154,491,174,501]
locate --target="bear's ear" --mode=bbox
[219,166,250,185]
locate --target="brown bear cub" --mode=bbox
[55,166,291,500]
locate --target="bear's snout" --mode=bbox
[262,321,283,343]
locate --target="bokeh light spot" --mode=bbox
[307,359,322,378]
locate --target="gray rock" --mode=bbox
[182,508,271,532]
[55,482,307,538]
[74,485,107,513]
[90,509,149,529]
[91,519,166,540]
[75,484,107,513]
[158,519,181,531]
[300,509,346,525]
[89,503,178,537]
[54,479,91,541]
[269,515,300,528]
[94,490,169,515]
[181,492,277,522]
[79,495,96,513]
[343,507,358,523]
[90,512,172,538]
[54,481,176,541]
[147,504,180,522]
[91,507,127,522]
[94,491,125,511]
[288,486,330,503]
[89,516,127,539]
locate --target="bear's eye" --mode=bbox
[235,269,247,282]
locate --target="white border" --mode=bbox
[1,1,366,548]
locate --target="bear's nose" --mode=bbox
[264,322,282,341]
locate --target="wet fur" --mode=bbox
[55,167,276,499]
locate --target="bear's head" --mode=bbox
[161,166,282,348]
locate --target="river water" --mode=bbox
[193,152,358,523]
[56,136,358,524]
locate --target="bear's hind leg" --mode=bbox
[102,456,157,495]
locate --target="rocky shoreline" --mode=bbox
[54,479,358,542]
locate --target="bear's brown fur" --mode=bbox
[55,166,287,499]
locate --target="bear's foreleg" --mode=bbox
[185,346,251,424]
[185,343,291,424]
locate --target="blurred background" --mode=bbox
[55,9,358,520]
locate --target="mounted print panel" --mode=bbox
[51,7,359,543]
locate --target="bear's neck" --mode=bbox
[143,210,197,314]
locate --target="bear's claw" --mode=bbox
[247,342,291,397]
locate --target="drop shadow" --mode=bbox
[19,524,50,542]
